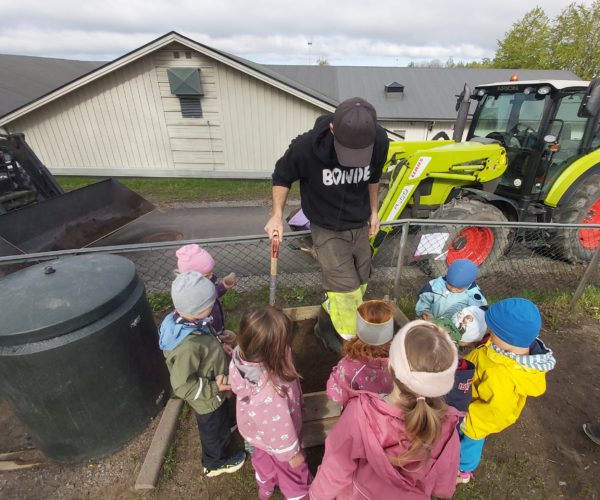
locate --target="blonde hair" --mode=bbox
[389,325,455,467]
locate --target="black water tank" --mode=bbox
[0,254,169,463]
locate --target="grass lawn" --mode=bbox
[56,176,300,204]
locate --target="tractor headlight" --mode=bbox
[514,178,522,187]
[537,86,551,95]
[477,89,486,97]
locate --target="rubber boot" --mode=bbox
[314,308,342,354]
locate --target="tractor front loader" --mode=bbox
[0,133,154,259]
[371,78,600,273]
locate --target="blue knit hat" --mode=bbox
[485,298,541,348]
[445,259,479,289]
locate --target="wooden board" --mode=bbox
[301,391,341,448]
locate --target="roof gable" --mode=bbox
[0,31,336,125]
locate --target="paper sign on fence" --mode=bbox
[414,232,450,257]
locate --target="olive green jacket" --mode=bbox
[163,332,228,415]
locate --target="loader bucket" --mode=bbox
[0,179,154,257]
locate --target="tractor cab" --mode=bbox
[466,80,600,217]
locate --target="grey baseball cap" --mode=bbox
[171,271,217,318]
[333,97,377,168]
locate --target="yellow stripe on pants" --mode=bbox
[323,285,367,339]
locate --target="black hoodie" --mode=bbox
[272,114,390,231]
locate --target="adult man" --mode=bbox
[264,97,390,352]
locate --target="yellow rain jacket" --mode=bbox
[462,339,556,440]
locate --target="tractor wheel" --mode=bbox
[416,198,510,275]
[552,173,600,262]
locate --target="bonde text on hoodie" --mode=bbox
[322,166,371,186]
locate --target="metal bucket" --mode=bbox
[0,178,154,256]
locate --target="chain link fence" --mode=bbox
[0,220,599,311]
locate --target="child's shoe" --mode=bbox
[583,423,600,445]
[204,451,246,477]
[456,471,473,484]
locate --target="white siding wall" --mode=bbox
[380,120,459,141]
[7,43,327,178]
[10,55,174,174]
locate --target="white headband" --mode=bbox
[389,320,458,398]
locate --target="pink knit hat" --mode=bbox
[389,320,457,398]
[176,244,215,274]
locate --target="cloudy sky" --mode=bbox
[0,0,590,65]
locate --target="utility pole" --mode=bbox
[307,41,313,65]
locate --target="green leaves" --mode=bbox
[493,2,600,80]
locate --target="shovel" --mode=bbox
[269,230,280,306]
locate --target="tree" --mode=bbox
[551,0,600,80]
[493,7,552,69]
[317,57,329,66]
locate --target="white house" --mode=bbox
[0,32,579,178]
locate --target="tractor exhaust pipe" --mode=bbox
[452,83,472,142]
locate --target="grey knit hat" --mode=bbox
[171,271,217,318]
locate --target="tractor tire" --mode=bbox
[415,198,510,276]
[552,172,600,262]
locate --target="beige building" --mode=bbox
[0,32,339,178]
[0,33,579,178]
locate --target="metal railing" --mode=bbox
[1,220,599,309]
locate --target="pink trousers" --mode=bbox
[252,448,312,500]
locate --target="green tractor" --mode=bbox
[372,78,600,271]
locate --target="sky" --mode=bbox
[0,0,591,66]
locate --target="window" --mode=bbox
[179,97,202,118]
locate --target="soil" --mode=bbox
[1,317,600,499]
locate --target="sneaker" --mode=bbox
[456,471,473,484]
[204,451,246,477]
[583,423,600,445]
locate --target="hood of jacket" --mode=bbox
[229,346,269,399]
[159,312,199,351]
[310,114,339,167]
[354,392,460,491]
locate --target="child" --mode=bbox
[310,320,461,499]
[159,271,245,477]
[416,258,487,320]
[326,300,394,408]
[457,298,556,484]
[230,306,312,500]
[176,243,237,352]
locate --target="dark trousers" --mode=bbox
[195,401,231,470]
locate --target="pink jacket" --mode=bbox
[310,393,460,500]
[229,347,304,462]
[326,357,393,407]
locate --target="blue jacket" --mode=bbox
[415,276,487,319]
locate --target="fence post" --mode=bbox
[571,243,600,309]
[393,222,410,299]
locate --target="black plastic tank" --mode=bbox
[0,254,169,463]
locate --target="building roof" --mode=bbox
[0,32,580,125]
[0,53,104,116]
[0,32,337,126]
[265,66,581,121]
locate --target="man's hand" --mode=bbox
[215,374,231,392]
[264,215,284,241]
[421,312,433,321]
[288,451,305,468]
[368,211,380,237]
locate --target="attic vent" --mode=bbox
[385,82,405,93]
[179,97,202,118]
[167,67,204,96]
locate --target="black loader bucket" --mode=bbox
[0,179,154,257]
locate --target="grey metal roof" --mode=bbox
[265,66,581,121]
[0,54,104,116]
